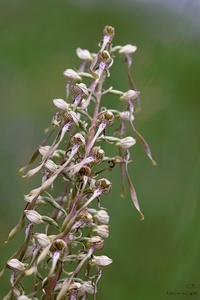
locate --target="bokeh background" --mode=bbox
[1,0,200,299]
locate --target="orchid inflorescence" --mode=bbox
[1,25,155,299]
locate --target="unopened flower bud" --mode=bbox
[116,136,136,149]
[82,281,96,294]
[63,68,81,80]
[90,255,113,267]
[118,111,134,122]
[120,90,140,101]
[33,233,50,248]
[94,210,110,224]
[119,44,137,54]
[24,210,44,224]
[76,47,93,61]
[7,258,25,271]
[87,236,104,250]
[93,225,109,238]
[44,160,58,172]
[53,98,70,111]
[39,145,51,156]
[17,296,31,300]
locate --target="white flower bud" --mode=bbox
[39,145,51,156]
[17,296,31,300]
[93,225,109,238]
[90,255,113,267]
[7,258,25,271]
[87,236,104,250]
[120,90,140,101]
[116,136,136,149]
[44,160,58,172]
[33,233,50,247]
[63,68,81,80]
[53,98,70,111]
[76,47,93,61]
[118,111,134,122]
[119,44,137,54]
[94,210,109,224]
[82,281,96,294]
[24,210,44,224]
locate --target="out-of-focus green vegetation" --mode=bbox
[0,0,200,298]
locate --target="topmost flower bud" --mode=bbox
[103,25,115,40]
[119,44,137,54]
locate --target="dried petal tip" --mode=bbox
[119,44,137,54]
[140,212,145,220]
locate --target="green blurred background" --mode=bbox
[0,0,200,298]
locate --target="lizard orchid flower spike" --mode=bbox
[2,25,155,299]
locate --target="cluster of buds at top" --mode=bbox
[2,25,155,299]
